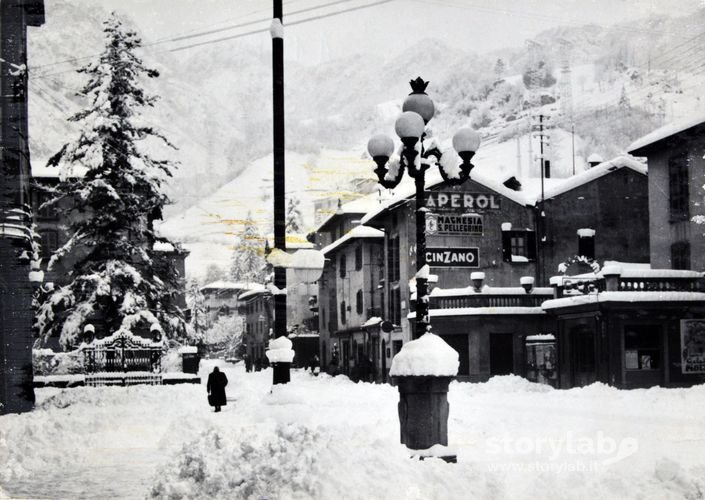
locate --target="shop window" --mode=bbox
[624,325,661,370]
[392,340,403,355]
[502,230,536,262]
[356,289,363,314]
[391,287,401,325]
[355,246,362,271]
[668,153,689,221]
[671,241,690,270]
[339,254,346,278]
[340,301,346,324]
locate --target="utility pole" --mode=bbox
[271,0,289,384]
[533,114,550,285]
[0,0,46,415]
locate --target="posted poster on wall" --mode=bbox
[680,319,705,374]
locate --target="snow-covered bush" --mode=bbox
[32,348,84,376]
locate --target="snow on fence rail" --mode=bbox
[85,372,162,387]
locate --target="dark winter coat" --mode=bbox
[207,369,228,406]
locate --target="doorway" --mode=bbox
[490,333,514,376]
[572,326,597,387]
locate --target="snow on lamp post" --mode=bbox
[368,77,480,460]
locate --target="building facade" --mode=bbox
[319,225,384,380]
[628,115,705,271]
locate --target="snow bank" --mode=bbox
[389,333,459,377]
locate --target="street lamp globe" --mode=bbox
[394,111,425,141]
[402,77,435,123]
[367,134,395,162]
[452,128,481,159]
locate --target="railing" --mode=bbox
[616,278,703,292]
[431,294,548,310]
[554,273,705,297]
[83,331,162,374]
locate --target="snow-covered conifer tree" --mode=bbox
[186,279,210,337]
[35,14,186,348]
[230,212,266,284]
[285,196,304,233]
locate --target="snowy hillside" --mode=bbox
[158,149,375,278]
[26,2,705,278]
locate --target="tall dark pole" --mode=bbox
[414,169,429,340]
[271,0,289,383]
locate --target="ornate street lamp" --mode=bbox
[367,77,481,338]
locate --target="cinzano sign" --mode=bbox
[426,247,480,267]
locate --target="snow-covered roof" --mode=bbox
[315,193,383,232]
[542,291,705,310]
[540,156,646,200]
[237,287,270,301]
[200,280,263,292]
[627,112,705,154]
[265,233,314,250]
[360,169,532,226]
[359,156,646,226]
[321,225,383,256]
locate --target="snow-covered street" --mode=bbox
[1,361,704,499]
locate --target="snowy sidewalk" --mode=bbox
[1,361,704,499]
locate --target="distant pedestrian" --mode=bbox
[207,366,228,412]
[309,354,320,374]
[244,353,252,373]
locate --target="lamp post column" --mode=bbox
[414,169,429,340]
[271,0,289,384]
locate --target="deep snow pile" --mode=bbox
[1,362,705,499]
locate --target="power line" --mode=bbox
[170,0,394,52]
[29,0,374,73]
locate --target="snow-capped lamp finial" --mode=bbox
[402,77,435,124]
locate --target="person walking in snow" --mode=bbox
[207,366,228,412]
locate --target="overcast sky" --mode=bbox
[90,0,704,65]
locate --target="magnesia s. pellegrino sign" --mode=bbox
[425,247,480,267]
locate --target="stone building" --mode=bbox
[627,114,705,271]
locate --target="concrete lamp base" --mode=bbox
[394,375,455,461]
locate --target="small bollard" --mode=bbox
[266,336,295,386]
[271,362,291,385]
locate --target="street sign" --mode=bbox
[425,213,438,234]
[425,247,480,267]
